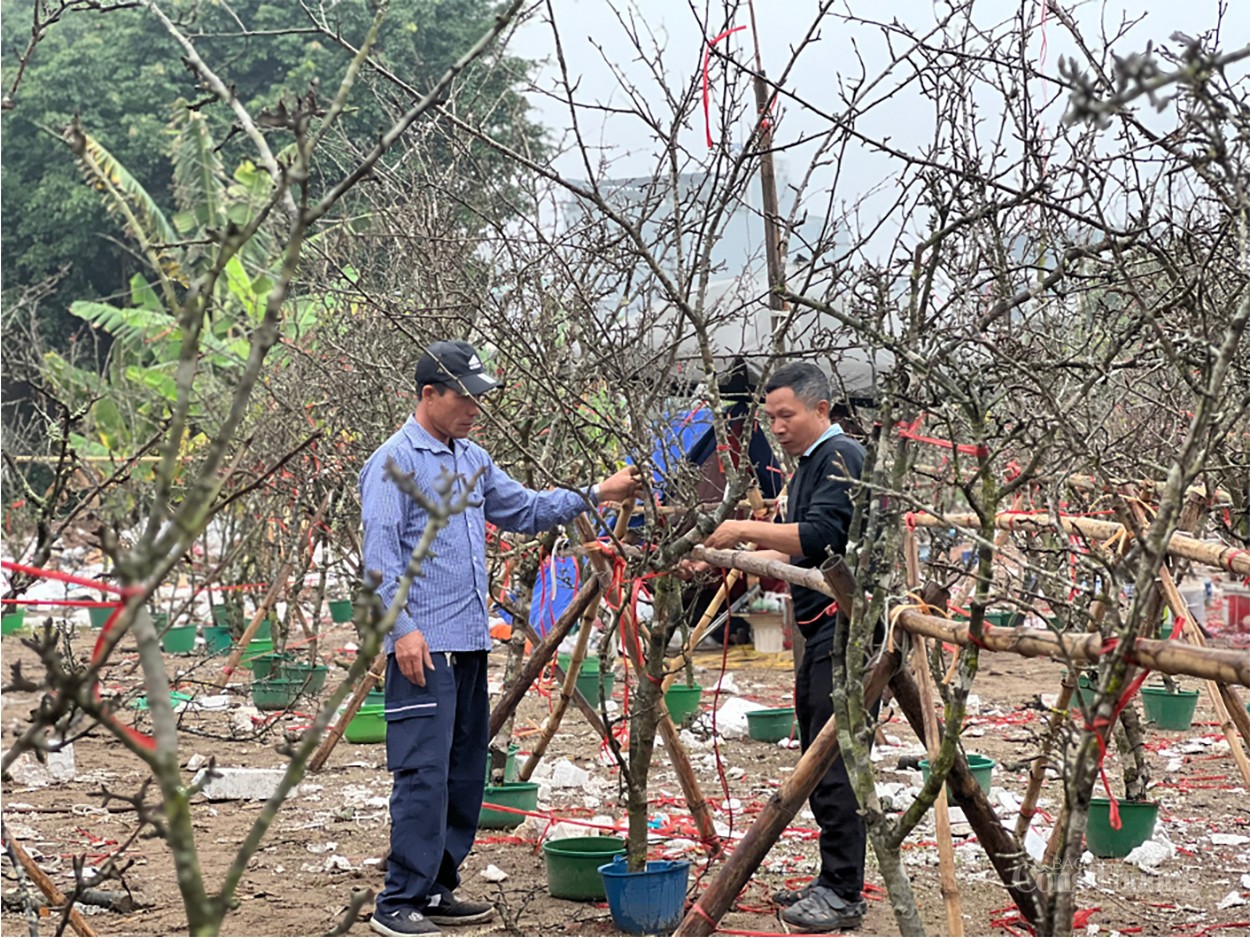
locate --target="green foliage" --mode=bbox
[1,0,546,344]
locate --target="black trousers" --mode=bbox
[794,641,878,901]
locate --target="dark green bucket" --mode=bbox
[203,625,233,655]
[278,662,329,696]
[575,669,615,706]
[160,625,198,655]
[919,753,996,796]
[88,605,117,629]
[543,836,627,899]
[1085,798,1158,857]
[480,782,539,829]
[328,599,354,623]
[559,652,600,673]
[666,684,704,725]
[746,707,796,743]
[211,603,232,627]
[251,678,304,711]
[251,651,291,679]
[1140,685,1199,730]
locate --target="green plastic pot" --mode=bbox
[365,688,386,708]
[543,836,627,900]
[203,625,233,655]
[746,707,797,743]
[345,704,386,743]
[2,608,26,636]
[480,782,539,829]
[328,599,354,623]
[1141,685,1200,730]
[250,651,291,679]
[575,670,615,706]
[559,652,600,673]
[88,605,118,629]
[278,662,329,696]
[1085,798,1158,857]
[486,742,521,783]
[1072,672,1097,710]
[919,753,996,796]
[160,625,198,655]
[211,603,231,627]
[241,638,276,671]
[983,609,1015,628]
[665,683,704,725]
[251,678,304,711]
[150,611,169,631]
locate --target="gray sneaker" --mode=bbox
[780,885,868,932]
[370,908,441,937]
[772,880,818,907]
[422,894,495,926]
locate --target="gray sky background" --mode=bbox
[509,0,1248,243]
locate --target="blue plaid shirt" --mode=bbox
[360,416,593,653]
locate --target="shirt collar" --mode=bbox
[402,414,455,455]
[801,423,843,458]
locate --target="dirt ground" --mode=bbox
[4,612,1250,938]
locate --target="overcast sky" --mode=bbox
[510,0,1248,219]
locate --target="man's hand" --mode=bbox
[701,519,746,550]
[675,558,714,581]
[596,465,642,504]
[395,629,435,687]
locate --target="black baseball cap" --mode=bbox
[414,339,501,396]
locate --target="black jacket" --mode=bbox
[784,431,866,646]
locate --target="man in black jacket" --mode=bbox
[701,362,870,932]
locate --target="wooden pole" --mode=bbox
[907,511,1250,577]
[693,546,1250,686]
[673,648,902,937]
[4,826,97,937]
[308,652,385,773]
[903,531,963,936]
[488,577,602,738]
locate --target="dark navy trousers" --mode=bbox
[375,650,489,916]
[794,641,879,902]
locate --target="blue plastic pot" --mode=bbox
[598,855,690,936]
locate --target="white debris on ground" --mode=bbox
[1124,837,1176,873]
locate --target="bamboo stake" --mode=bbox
[908,511,1250,577]
[211,560,294,690]
[308,652,385,773]
[662,488,774,687]
[693,546,1250,686]
[575,515,721,852]
[4,826,97,937]
[903,530,963,936]
[1157,568,1250,787]
[516,504,629,783]
[488,577,603,738]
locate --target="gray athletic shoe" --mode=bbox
[772,880,818,907]
[369,909,440,937]
[780,885,868,932]
[422,894,495,926]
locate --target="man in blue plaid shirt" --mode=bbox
[361,340,638,938]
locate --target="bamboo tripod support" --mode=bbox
[308,652,385,773]
[518,509,634,781]
[903,531,963,936]
[573,515,722,852]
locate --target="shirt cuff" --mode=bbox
[587,483,600,506]
[389,609,420,640]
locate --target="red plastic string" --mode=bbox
[703,26,748,148]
